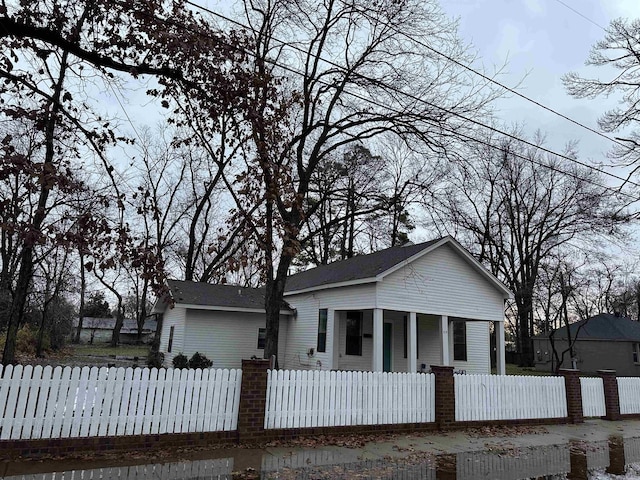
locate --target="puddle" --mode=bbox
[3,436,640,479]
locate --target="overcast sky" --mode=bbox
[440,0,640,185]
[436,0,640,258]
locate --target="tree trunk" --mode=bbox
[74,252,86,344]
[517,292,534,367]
[151,313,163,354]
[263,240,296,365]
[111,307,124,348]
[1,51,68,366]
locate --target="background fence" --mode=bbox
[454,374,567,421]
[264,370,435,429]
[0,364,241,440]
[618,377,640,415]
[580,377,606,417]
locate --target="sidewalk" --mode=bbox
[3,419,640,478]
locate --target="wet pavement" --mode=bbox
[4,419,640,479]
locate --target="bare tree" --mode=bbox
[226,0,501,362]
[563,18,640,182]
[430,130,621,366]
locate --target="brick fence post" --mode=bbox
[431,365,455,429]
[238,359,270,442]
[598,369,621,421]
[560,369,584,424]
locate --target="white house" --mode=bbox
[153,236,512,374]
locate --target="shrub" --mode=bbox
[0,324,46,358]
[172,353,188,369]
[147,350,165,369]
[188,352,213,369]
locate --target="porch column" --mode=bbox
[407,312,417,372]
[327,308,337,370]
[440,315,450,365]
[372,308,384,372]
[496,320,506,375]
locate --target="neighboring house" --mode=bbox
[153,236,513,374]
[72,317,157,345]
[533,313,640,376]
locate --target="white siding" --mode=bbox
[337,310,374,371]
[376,244,505,321]
[159,306,186,366]
[452,321,490,374]
[417,315,443,371]
[182,310,289,370]
[284,285,377,371]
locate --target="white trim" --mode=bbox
[178,303,294,315]
[284,277,377,296]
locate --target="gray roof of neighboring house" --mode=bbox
[284,238,443,293]
[534,313,640,342]
[167,280,293,311]
[73,317,157,333]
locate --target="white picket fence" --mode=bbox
[580,377,606,417]
[618,377,640,414]
[0,364,241,440]
[264,370,435,429]
[454,374,567,421]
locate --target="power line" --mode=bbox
[84,0,638,206]
[188,0,629,162]
[552,0,607,31]
[347,1,627,155]
[181,0,640,193]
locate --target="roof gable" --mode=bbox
[284,239,442,293]
[284,236,512,297]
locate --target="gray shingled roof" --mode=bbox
[284,238,443,293]
[537,313,640,341]
[167,280,292,311]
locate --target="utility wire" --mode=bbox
[82,0,638,205]
[552,0,607,31]
[181,0,640,193]
[188,0,629,160]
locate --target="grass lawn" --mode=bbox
[72,343,150,358]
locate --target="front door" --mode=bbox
[383,323,392,372]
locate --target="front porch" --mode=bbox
[324,309,506,375]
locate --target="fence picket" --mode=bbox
[32,365,52,439]
[454,374,567,421]
[22,365,42,439]
[0,366,240,440]
[619,377,640,414]
[60,367,81,438]
[69,366,89,438]
[262,370,436,429]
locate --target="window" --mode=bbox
[346,311,363,356]
[257,328,266,349]
[634,343,639,364]
[167,326,174,353]
[453,320,467,361]
[317,309,328,353]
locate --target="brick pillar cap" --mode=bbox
[559,368,580,373]
[241,359,271,366]
[430,365,454,370]
[597,369,617,374]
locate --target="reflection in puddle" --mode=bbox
[4,436,640,479]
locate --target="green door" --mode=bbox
[383,323,392,372]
